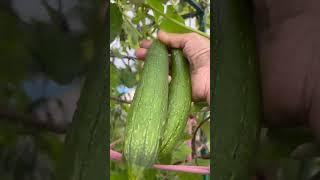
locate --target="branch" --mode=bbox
[185,0,206,32]
[110,96,132,104]
[185,0,204,14]
[192,116,210,163]
[120,58,133,72]
[120,55,137,61]
[110,52,138,61]
[181,12,198,19]
[0,106,68,134]
[187,117,197,162]
[196,154,210,159]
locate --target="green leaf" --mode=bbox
[81,39,94,62]
[27,22,87,84]
[111,48,123,58]
[0,122,19,146]
[146,0,164,23]
[111,171,128,180]
[193,101,208,110]
[172,143,191,163]
[177,172,203,180]
[0,10,30,83]
[159,5,189,33]
[180,132,192,141]
[192,159,210,166]
[110,63,120,92]
[299,158,320,180]
[258,127,316,160]
[129,0,145,5]
[35,132,63,163]
[143,168,157,179]
[277,158,301,180]
[132,7,151,25]
[122,17,143,48]
[201,120,210,142]
[146,0,209,38]
[110,3,123,43]
[119,68,138,87]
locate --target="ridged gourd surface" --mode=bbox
[123,40,169,178]
[160,49,192,156]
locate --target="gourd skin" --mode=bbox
[160,49,192,157]
[123,40,169,179]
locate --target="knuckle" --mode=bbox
[188,32,199,39]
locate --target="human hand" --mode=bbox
[253,0,320,140]
[135,30,210,104]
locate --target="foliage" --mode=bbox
[0,1,105,179]
[0,0,319,179]
[110,0,210,179]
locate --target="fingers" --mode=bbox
[139,31,193,50]
[157,30,200,49]
[134,40,152,60]
[135,48,148,60]
[136,30,205,60]
[140,40,152,48]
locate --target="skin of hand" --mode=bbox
[253,0,320,141]
[135,30,210,104]
[252,1,320,179]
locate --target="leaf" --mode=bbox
[0,122,19,146]
[177,172,203,180]
[192,159,210,166]
[122,17,143,48]
[7,84,30,112]
[201,120,210,142]
[146,0,209,38]
[159,5,190,33]
[110,63,120,92]
[193,101,208,110]
[291,143,320,159]
[111,171,128,180]
[0,10,30,83]
[299,158,320,180]
[258,127,316,160]
[129,0,145,5]
[27,22,87,84]
[172,143,191,163]
[277,158,301,180]
[143,168,157,179]
[190,102,209,115]
[110,3,123,43]
[119,68,138,87]
[132,7,147,24]
[35,132,63,162]
[180,132,192,141]
[81,39,94,62]
[146,0,164,23]
[111,48,123,58]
